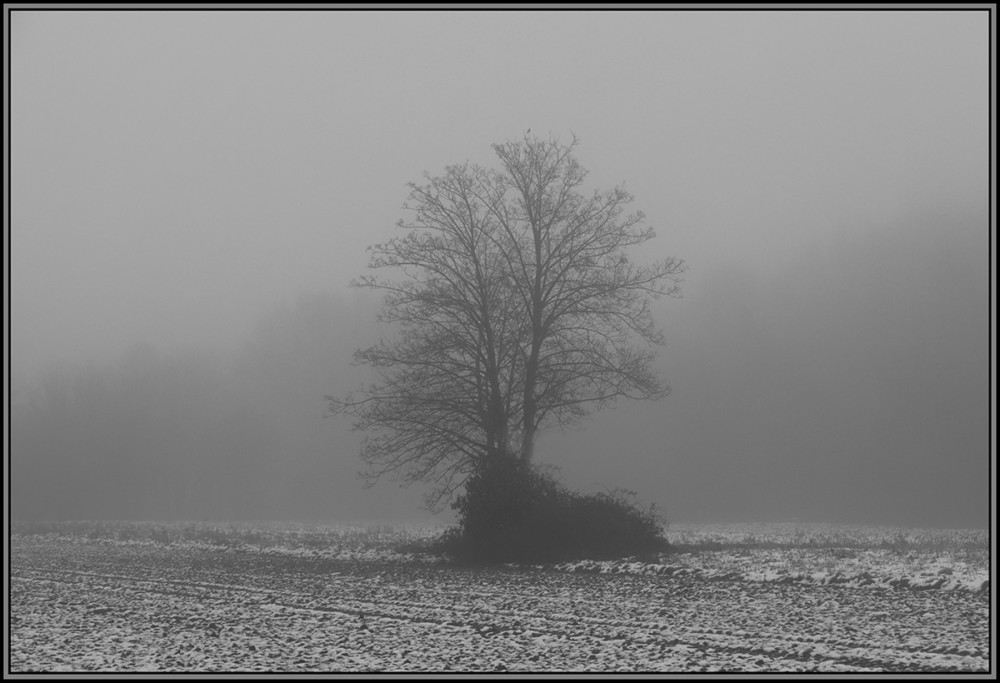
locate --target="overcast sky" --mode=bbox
[9,9,992,527]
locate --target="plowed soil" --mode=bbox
[10,535,991,673]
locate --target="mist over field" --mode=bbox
[8,10,991,528]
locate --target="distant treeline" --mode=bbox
[10,291,421,521]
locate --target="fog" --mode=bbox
[9,10,991,527]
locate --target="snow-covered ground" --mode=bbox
[8,521,991,673]
[558,522,989,594]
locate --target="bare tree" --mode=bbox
[328,133,686,509]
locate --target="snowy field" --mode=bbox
[9,520,992,673]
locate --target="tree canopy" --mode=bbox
[328,133,686,509]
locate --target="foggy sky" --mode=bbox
[9,9,992,527]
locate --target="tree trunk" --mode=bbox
[520,334,541,465]
[520,427,535,465]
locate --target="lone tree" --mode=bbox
[328,133,686,513]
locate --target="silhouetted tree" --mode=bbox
[328,133,686,509]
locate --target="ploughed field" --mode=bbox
[9,521,991,673]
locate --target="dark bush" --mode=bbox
[436,455,669,564]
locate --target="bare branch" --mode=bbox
[328,133,685,509]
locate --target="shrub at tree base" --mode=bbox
[436,456,669,564]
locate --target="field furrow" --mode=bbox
[10,532,990,673]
